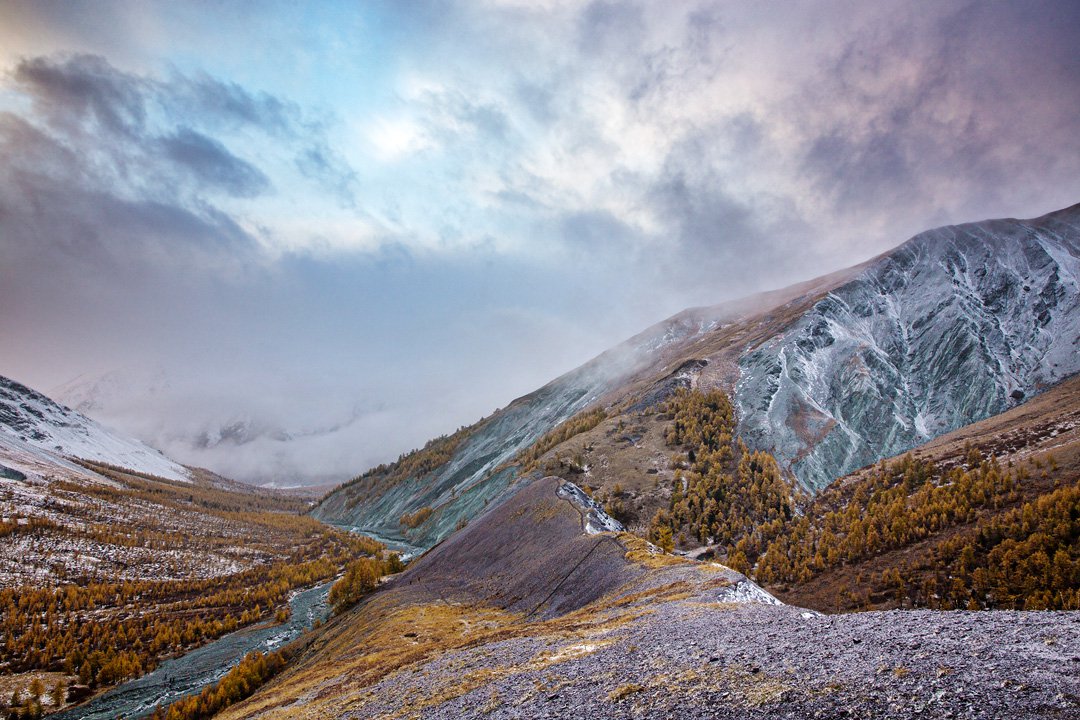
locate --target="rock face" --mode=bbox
[0,375,190,482]
[736,204,1080,490]
[315,202,1080,544]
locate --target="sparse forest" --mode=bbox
[751,451,1079,610]
[148,650,287,720]
[515,407,608,473]
[646,388,802,569]
[329,553,405,614]
[331,423,482,510]
[635,388,1078,611]
[0,461,389,709]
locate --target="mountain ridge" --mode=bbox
[315,202,1080,549]
[0,375,191,482]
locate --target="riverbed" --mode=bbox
[53,580,333,720]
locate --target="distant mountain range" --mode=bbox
[51,367,372,488]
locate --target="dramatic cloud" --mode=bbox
[1,0,1078,484]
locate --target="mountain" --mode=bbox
[762,371,1080,613]
[736,205,1080,490]
[87,203,1079,720]
[314,203,1080,550]
[52,367,381,488]
[0,375,190,482]
[217,480,1078,720]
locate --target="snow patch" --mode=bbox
[0,376,190,482]
[716,577,784,606]
[555,480,624,535]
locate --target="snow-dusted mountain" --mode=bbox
[735,204,1080,489]
[315,202,1080,548]
[51,367,389,487]
[0,375,190,482]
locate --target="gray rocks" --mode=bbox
[736,205,1080,491]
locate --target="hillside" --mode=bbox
[0,376,190,482]
[759,372,1080,613]
[0,390,388,717]
[314,203,1080,552]
[219,476,1078,720]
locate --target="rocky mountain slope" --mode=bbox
[315,203,1080,549]
[221,475,1079,720]
[0,375,190,482]
[737,205,1080,490]
[763,371,1080,613]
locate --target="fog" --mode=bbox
[2,1,1078,484]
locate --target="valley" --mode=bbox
[1,205,1078,719]
[0,406,393,718]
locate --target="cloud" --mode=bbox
[14,53,149,138]
[3,1,1080,485]
[0,53,368,270]
[295,141,360,208]
[160,127,271,198]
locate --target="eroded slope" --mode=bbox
[314,204,1080,554]
[223,476,1079,720]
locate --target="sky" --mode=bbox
[1,0,1079,485]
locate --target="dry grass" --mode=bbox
[218,549,719,720]
[607,683,644,701]
[619,533,692,569]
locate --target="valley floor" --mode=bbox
[0,443,380,718]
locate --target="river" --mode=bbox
[52,580,333,720]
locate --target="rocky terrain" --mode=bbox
[221,476,1079,720]
[770,372,1080,612]
[314,204,1080,549]
[737,205,1080,490]
[236,204,1080,720]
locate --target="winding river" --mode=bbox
[53,580,333,720]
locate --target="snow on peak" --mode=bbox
[0,375,190,482]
